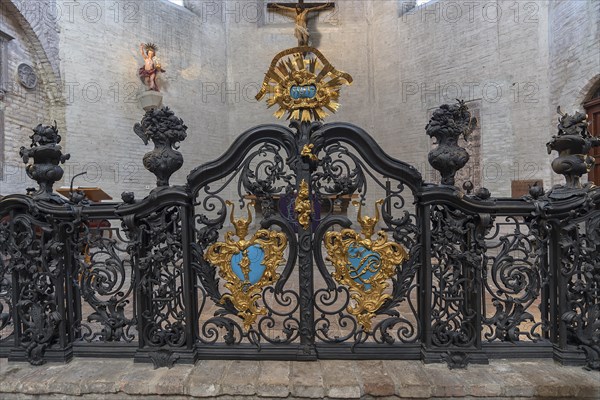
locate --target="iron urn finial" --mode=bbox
[133,107,187,189]
[19,121,70,201]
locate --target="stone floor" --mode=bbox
[0,358,598,399]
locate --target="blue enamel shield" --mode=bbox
[231,244,266,286]
[290,85,317,100]
[347,244,381,290]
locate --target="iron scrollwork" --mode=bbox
[0,210,67,364]
[324,200,409,332]
[0,270,11,342]
[429,204,481,349]
[3,102,600,371]
[311,130,421,348]
[189,127,300,348]
[76,222,137,343]
[0,214,13,343]
[557,207,600,370]
[240,143,295,219]
[138,207,187,348]
[205,202,288,331]
[482,217,548,343]
[311,141,364,201]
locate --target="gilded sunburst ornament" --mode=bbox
[256,46,353,122]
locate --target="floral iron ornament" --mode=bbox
[324,200,409,332]
[133,107,187,188]
[255,46,353,122]
[426,100,477,186]
[204,201,288,331]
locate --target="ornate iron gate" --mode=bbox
[0,104,599,371]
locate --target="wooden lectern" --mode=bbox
[57,187,113,202]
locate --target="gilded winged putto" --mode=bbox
[324,200,409,331]
[204,202,288,331]
[294,180,312,230]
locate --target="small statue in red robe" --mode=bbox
[139,43,165,91]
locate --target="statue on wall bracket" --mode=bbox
[137,42,166,111]
[139,42,165,92]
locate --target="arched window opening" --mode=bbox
[584,79,600,185]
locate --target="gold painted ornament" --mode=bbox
[301,144,319,162]
[295,180,312,230]
[324,200,409,331]
[255,46,353,122]
[204,201,288,331]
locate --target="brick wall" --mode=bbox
[57,0,228,199]
[1,0,598,199]
[548,0,600,187]
[0,1,63,195]
[372,0,556,196]
[214,0,568,197]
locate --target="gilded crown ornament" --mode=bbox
[204,201,288,331]
[324,200,409,331]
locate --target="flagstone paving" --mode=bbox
[0,357,598,399]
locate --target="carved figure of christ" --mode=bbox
[268,0,334,46]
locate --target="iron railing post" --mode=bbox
[181,203,198,354]
[296,121,317,360]
[418,203,433,358]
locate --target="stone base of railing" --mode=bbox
[0,358,598,399]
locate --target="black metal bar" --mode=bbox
[181,204,197,352]
[539,227,551,341]
[419,204,432,352]
[549,223,561,346]
[135,224,148,351]
[10,265,20,353]
[470,216,485,353]
[296,121,317,360]
[57,224,69,350]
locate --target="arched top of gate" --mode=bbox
[186,124,297,196]
[314,122,424,194]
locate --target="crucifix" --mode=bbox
[267,0,335,47]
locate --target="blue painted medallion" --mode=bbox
[290,85,317,99]
[347,244,381,290]
[231,244,266,286]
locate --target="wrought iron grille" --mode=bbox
[0,104,598,371]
